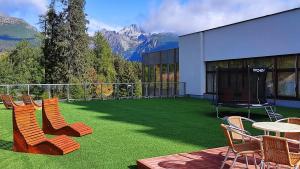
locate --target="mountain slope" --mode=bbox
[101,24,178,61]
[0,15,38,51]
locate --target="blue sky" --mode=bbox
[0,0,299,35]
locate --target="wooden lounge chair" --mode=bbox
[261,135,300,168]
[220,124,260,169]
[1,94,23,109]
[42,98,93,137]
[13,105,80,155]
[22,95,42,110]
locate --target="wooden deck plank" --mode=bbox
[137,146,261,169]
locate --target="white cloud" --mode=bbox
[87,18,122,36]
[0,0,47,14]
[143,0,300,34]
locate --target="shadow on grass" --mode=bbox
[127,165,137,169]
[65,98,274,149]
[66,98,300,149]
[0,140,13,151]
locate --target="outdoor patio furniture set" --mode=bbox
[1,95,93,155]
[221,116,300,169]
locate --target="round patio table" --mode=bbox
[252,122,300,137]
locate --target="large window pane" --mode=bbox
[277,56,296,69]
[206,73,216,93]
[266,72,275,97]
[229,60,243,68]
[278,72,296,97]
[206,62,217,71]
[298,71,300,98]
[248,58,273,67]
[155,65,161,95]
[144,65,149,82]
[161,64,168,96]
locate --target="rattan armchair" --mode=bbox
[220,124,261,169]
[261,135,300,169]
[276,118,300,141]
[225,116,256,141]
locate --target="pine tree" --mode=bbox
[40,0,69,84]
[92,32,116,82]
[66,0,89,81]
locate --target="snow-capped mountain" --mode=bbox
[100,24,178,61]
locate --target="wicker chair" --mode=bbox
[276,118,300,141]
[220,124,261,169]
[226,116,256,141]
[261,135,300,169]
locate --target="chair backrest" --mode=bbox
[1,94,14,109]
[220,124,235,149]
[262,136,291,166]
[227,116,245,140]
[22,95,33,105]
[42,98,67,129]
[13,105,46,145]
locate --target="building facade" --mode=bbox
[179,8,300,107]
[142,48,180,97]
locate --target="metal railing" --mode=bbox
[0,82,186,101]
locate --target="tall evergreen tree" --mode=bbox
[66,0,89,81]
[40,0,69,84]
[92,32,116,82]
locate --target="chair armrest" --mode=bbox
[241,117,256,123]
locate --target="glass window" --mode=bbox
[144,65,149,82]
[266,72,275,97]
[298,71,300,98]
[206,73,216,93]
[206,62,217,71]
[277,56,296,69]
[176,64,179,82]
[169,64,175,82]
[229,60,243,68]
[278,72,296,97]
[155,64,161,82]
[248,58,274,68]
[162,64,168,82]
[149,65,155,82]
[216,61,228,68]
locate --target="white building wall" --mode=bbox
[204,9,300,61]
[179,8,300,96]
[179,33,206,96]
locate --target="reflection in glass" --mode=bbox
[162,64,168,96]
[278,72,296,97]
[144,65,149,82]
[266,72,274,97]
[277,56,296,69]
[206,73,215,93]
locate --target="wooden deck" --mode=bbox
[137,146,260,169]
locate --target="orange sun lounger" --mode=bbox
[22,95,42,110]
[1,94,23,109]
[42,98,93,137]
[13,105,80,155]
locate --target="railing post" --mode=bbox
[100,83,103,100]
[131,83,134,99]
[27,84,30,95]
[48,85,51,98]
[6,85,9,95]
[67,84,70,102]
[84,83,87,101]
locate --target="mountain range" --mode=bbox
[0,14,38,51]
[100,24,178,61]
[0,15,179,61]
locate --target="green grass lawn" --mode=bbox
[0,98,299,169]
